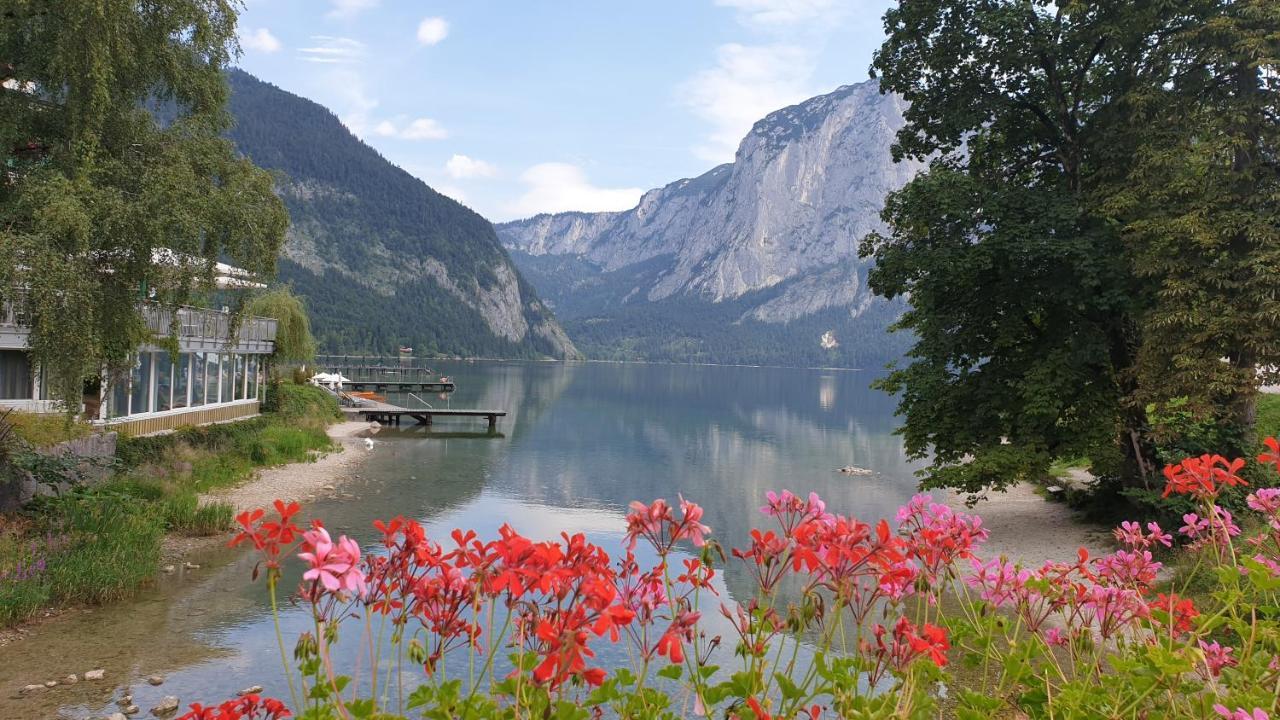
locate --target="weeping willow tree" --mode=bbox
[0,1,288,413]
[248,287,316,364]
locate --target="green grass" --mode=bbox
[159,491,236,536]
[3,411,92,448]
[0,382,340,628]
[1256,393,1280,442]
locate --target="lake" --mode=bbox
[3,360,928,718]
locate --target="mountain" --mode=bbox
[495,80,922,367]
[223,70,578,360]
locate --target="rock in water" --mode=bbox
[64,674,78,684]
[150,696,180,717]
[19,683,45,694]
[84,668,106,680]
[123,705,141,716]
[147,675,165,686]
[837,465,874,476]
[237,685,264,696]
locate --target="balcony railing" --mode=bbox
[2,291,276,348]
[143,304,278,346]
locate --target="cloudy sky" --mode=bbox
[235,0,893,221]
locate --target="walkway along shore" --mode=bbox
[202,420,374,513]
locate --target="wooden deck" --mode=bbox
[356,407,507,429]
[344,380,455,393]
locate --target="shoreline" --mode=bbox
[201,420,374,513]
[943,482,1114,568]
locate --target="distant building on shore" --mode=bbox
[0,267,278,435]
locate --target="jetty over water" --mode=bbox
[337,393,506,430]
[358,406,506,430]
[344,379,455,393]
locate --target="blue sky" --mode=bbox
[235,0,893,221]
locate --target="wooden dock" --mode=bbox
[357,406,506,429]
[344,380,455,393]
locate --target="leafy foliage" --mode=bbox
[247,287,316,363]
[861,0,1280,493]
[0,1,288,411]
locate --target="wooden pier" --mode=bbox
[357,406,506,429]
[344,380,455,393]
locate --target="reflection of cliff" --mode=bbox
[478,362,924,607]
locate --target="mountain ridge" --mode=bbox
[223,69,579,359]
[496,80,922,367]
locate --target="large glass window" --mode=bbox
[191,352,206,408]
[205,352,220,404]
[0,350,32,400]
[220,353,234,403]
[154,352,172,412]
[107,373,129,418]
[173,353,190,409]
[129,353,151,415]
[248,356,261,399]
[233,354,246,400]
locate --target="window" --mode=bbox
[233,354,246,400]
[191,352,206,408]
[129,353,151,414]
[173,353,190,409]
[0,350,32,400]
[154,352,173,412]
[220,353,234,403]
[107,373,129,418]
[205,352,220,404]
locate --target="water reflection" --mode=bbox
[6,361,925,718]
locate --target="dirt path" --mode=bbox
[203,420,374,513]
[943,482,1114,568]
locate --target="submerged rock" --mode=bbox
[150,695,180,716]
[122,705,141,716]
[84,668,106,680]
[19,683,45,694]
[65,673,79,684]
[147,674,164,686]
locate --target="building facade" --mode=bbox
[1,294,278,435]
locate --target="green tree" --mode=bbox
[860,0,1280,495]
[0,0,287,412]
[248,287,316,364]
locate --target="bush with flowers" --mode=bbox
[177,438,1280,720]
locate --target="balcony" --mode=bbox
[1,291,277,355]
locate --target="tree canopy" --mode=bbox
[247,287,315,364]
[0,0,287,411]
[861,0,1280,495]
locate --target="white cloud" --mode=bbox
[679,43,816,162]
[239,27,282,54]
[369,117,448,141]
[508,163,644,218]
[444,154,497,179]
[416,17,449,46]
[327,0,378,20]
[299,35,364,64]
[400,118,448,140]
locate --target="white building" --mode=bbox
[1,293,278,435]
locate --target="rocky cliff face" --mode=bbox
[496,80,922,366]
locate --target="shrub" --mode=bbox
[3,411,91,448]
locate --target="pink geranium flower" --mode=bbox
[298,525,367,596]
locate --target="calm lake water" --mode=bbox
[4,360,927,718]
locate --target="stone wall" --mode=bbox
[0,432,118,511]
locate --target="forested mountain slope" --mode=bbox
[496,80,920,367]
[225,70,578,359]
